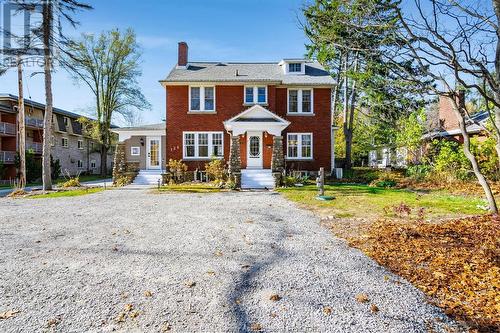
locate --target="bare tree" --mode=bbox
[17,55,26,188]
[392,0,498,213]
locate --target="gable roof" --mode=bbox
[160,61,335,85]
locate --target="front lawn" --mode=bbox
[278,183,486,219]
[29,187,104,198]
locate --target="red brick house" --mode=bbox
[114,42,335,188]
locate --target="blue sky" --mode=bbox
[0,0,310,125]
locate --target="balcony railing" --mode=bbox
[0,151,16,164]
[26,142,43,154]
[0,122,16,136]
[26,117,44,128]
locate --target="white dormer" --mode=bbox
[279,59,306,75]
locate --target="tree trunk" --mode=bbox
[330,55,343,175]
[17,55,26,189]
[100,145,108,177]
[343,53,358,170]
[493,1,500,169]
[452,101,498,213]
[41,1,53,190]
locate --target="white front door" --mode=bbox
[246,131,263,169]
[146,137,161,170]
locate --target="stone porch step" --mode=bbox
[241,169,275,189]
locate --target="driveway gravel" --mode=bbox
[0,188,463,332]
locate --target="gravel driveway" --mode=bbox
[0,188,462,332]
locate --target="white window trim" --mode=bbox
[243,86,268,105]
[77,140,84,150]
[90,160,96,169]
[77,160,84,168]
[287,88,314,115]
[182,131,224,160]
[130,146,140,156]
[189,86,216,112]
[286,133,313,160]
[61,137,69,148]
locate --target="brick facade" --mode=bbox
[165,85,331,172]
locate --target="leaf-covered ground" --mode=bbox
[325,215,500,332]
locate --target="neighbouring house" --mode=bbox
[424,92,490,142]
[0,94,115,183]
[368,91,491,169]
[153,41,335,188]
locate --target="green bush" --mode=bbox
[374,179,397,188]
[471,136,499,180]
[430,140,471,181]
[406,164,432,181]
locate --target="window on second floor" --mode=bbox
[288,89,313,114]
[77,160,83,168]
[288,63,302,72]
[78,140,84,149]
[61,137,68,148]
[244,86,267,105]
[190,86,215,112]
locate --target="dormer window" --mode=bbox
[244,86,267,105]
[288,63,302,73]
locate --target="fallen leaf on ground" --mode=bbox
[355,294,369,303]
[370,304,379,313]
[215,250,223,257]
[250,322,263,331]
[115,312,126,323]
[124,304,133,312]
[269,294,281,302]
[185,281,196,288]
[47,317,60,327]
[235,298,241,304]
[0,310,20,320]
[245,219,254,224]
[144,290,153,297]
[323,306,332,315]
[129,310,140,318]
[270,312,277,318]
[161,322,172,331]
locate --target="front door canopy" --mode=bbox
[223,104,290,136]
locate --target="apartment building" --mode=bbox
[0,94,115,182]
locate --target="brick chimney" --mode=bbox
[438,90,465,131]
[178,42,188,67]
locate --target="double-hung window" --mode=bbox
[288,89,313,114]
[183,132,224,159]
[287,133,313,159]
[190,86,215,112]
[244,86,267,104]
[61,137,69,148]
[78,140,84,149]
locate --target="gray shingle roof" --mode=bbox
[161,61,335,85]
[113,123,165,131]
